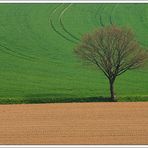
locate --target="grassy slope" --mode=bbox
[0,4,147,103]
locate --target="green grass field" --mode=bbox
[0,3,148,103]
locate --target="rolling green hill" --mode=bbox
[0,3,147,103]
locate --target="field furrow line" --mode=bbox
[109,4,119,26]
[23,12,47,52]
[109,16,113,25]
[100,15,104,27]
[94,5,103,26]
[49,4,76,44]
[0,43,36,61]
[0,7,37,61]
[15,6,55,60]
[99,5,105,27]
[59,4,80,42]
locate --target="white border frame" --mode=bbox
[0,0,147,147]
[1,146,148,147]
[0,1,147,3]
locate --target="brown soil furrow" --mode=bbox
[0,102,148,144]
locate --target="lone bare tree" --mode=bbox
[74,26,148,101]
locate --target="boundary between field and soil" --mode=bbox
[0,96,147,104]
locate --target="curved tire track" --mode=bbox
[99,5,105,27]
[94,5,103,27]
[109,4,119,26]
[59,4,80,43]
[0,43,35,61]
[49,4,76,44]
[0,7,37,61]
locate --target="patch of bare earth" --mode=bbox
[0,102,148,144]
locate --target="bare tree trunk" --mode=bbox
[109,80,116,101]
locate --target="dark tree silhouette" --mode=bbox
[74,26,148,101]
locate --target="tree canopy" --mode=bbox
[74,26,148,101]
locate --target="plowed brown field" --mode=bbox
[0,102,148,144]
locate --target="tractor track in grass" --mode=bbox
[109,5,115,25]
[99,6,105,27]
[13,6,54,60]
[59,4,80,43]
[0,102,148,144]
[23,6,56,55]
[94,4,117,27]
[0,43,36,61]
[49,4,77,44]
[109,4,117,25]
[99,5,114,27]
[57,4,101,42]
[98,5,105,27]
[0,7,37,61]
[49,4,115,43]
[93,5,101,27]
[99,15,104,27]
[94,5,102,26]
